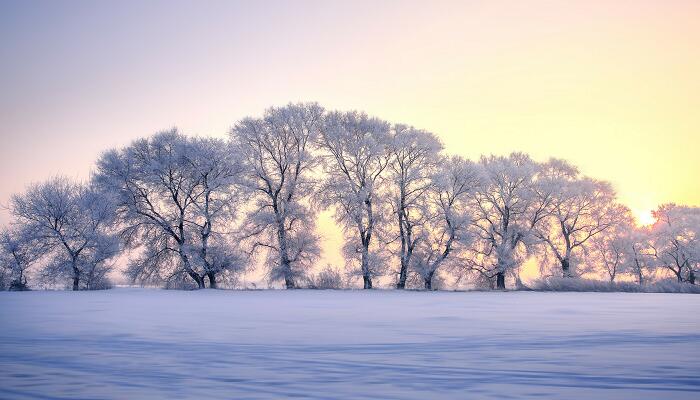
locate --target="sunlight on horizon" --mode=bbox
[633,209,657,227]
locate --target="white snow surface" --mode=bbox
[0,288,698,399]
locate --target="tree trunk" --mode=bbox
[276,217,295,289]
[688,270,696,285]
[636,265,644,285]
[496,272,506,290]
[561,258,573,278]
[72,260,80,291]
[397,268,407,289]
[361,241,372,289]
[207,272,217,289]
[178,246,206,289]
[285,276,296,289]
[424,271,434,290]
[363,275,373,289]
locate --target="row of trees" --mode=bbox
[2,103,698,291]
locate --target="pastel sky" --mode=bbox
[1,0,699,269]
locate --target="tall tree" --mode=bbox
[318,110,392,289]
[387,125,443,289]
[468,153,547,289]
[231,103,323,288]
[95,130,244,289]
[10,177,119,290]
[534,159,624,277]
[182,137,246,288]
[413,156,481,289]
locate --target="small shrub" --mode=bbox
[530,276,700,293]
[307,266,345,289]
[645,279,700,294]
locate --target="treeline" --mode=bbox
[1,103,698,291]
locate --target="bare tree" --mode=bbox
[534,159,625,277]
[230,103,323,288]
[317,110,392,289]
[626,229,654,285]
[467,153,547,289]
[182,137,247,288]
[0,227,44,290]
[413,156,481,289]
[9,177,119,290]
[648,204,699,283]
[95,130,208,288]
[387,125,443,289]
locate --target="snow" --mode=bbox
[1,289,698,399]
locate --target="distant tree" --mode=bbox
[0,227,44,290]
[534,159,625,278]
[467,153,547,289]
[317,111,392,289]
[591,228,627,282]
[9,177,119,290]
[626,229,654,285]
[648,204,700,283]
[413,156,481,289]
[387,125,443,289]
[231,103,323,288]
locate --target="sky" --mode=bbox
[1,0,699,271]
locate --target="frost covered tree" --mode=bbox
[9,177,119,290]
[230,103,323,288]
[181,137,247,288]
[591,228,628,282]
[625,229,654,285]
[95,130,245,289]
[412,156,481,289]
[534,159,625,278]
[467,153,547,289]
[387,125,443,289]
[648,204,699,283]
[317,111,392,289]
[589,213,658,284]
[0,227,44,290]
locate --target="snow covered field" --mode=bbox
[0,289,698,399]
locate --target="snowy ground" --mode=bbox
[0,289,698,399]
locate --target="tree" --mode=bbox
[9,177,119,290]
[231,103,323,288]
[591,230,627,282]
[181,137,247,288]
[625,229,654,285]
[387,125,443,289]
[589,214,660,284]
[95,130,244,289]
[648,204,700,283]
[467,153,547,289]
[534,159,625,278]
[317,110,392,289]
[0,227,44,290]
[412,156,481,289]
